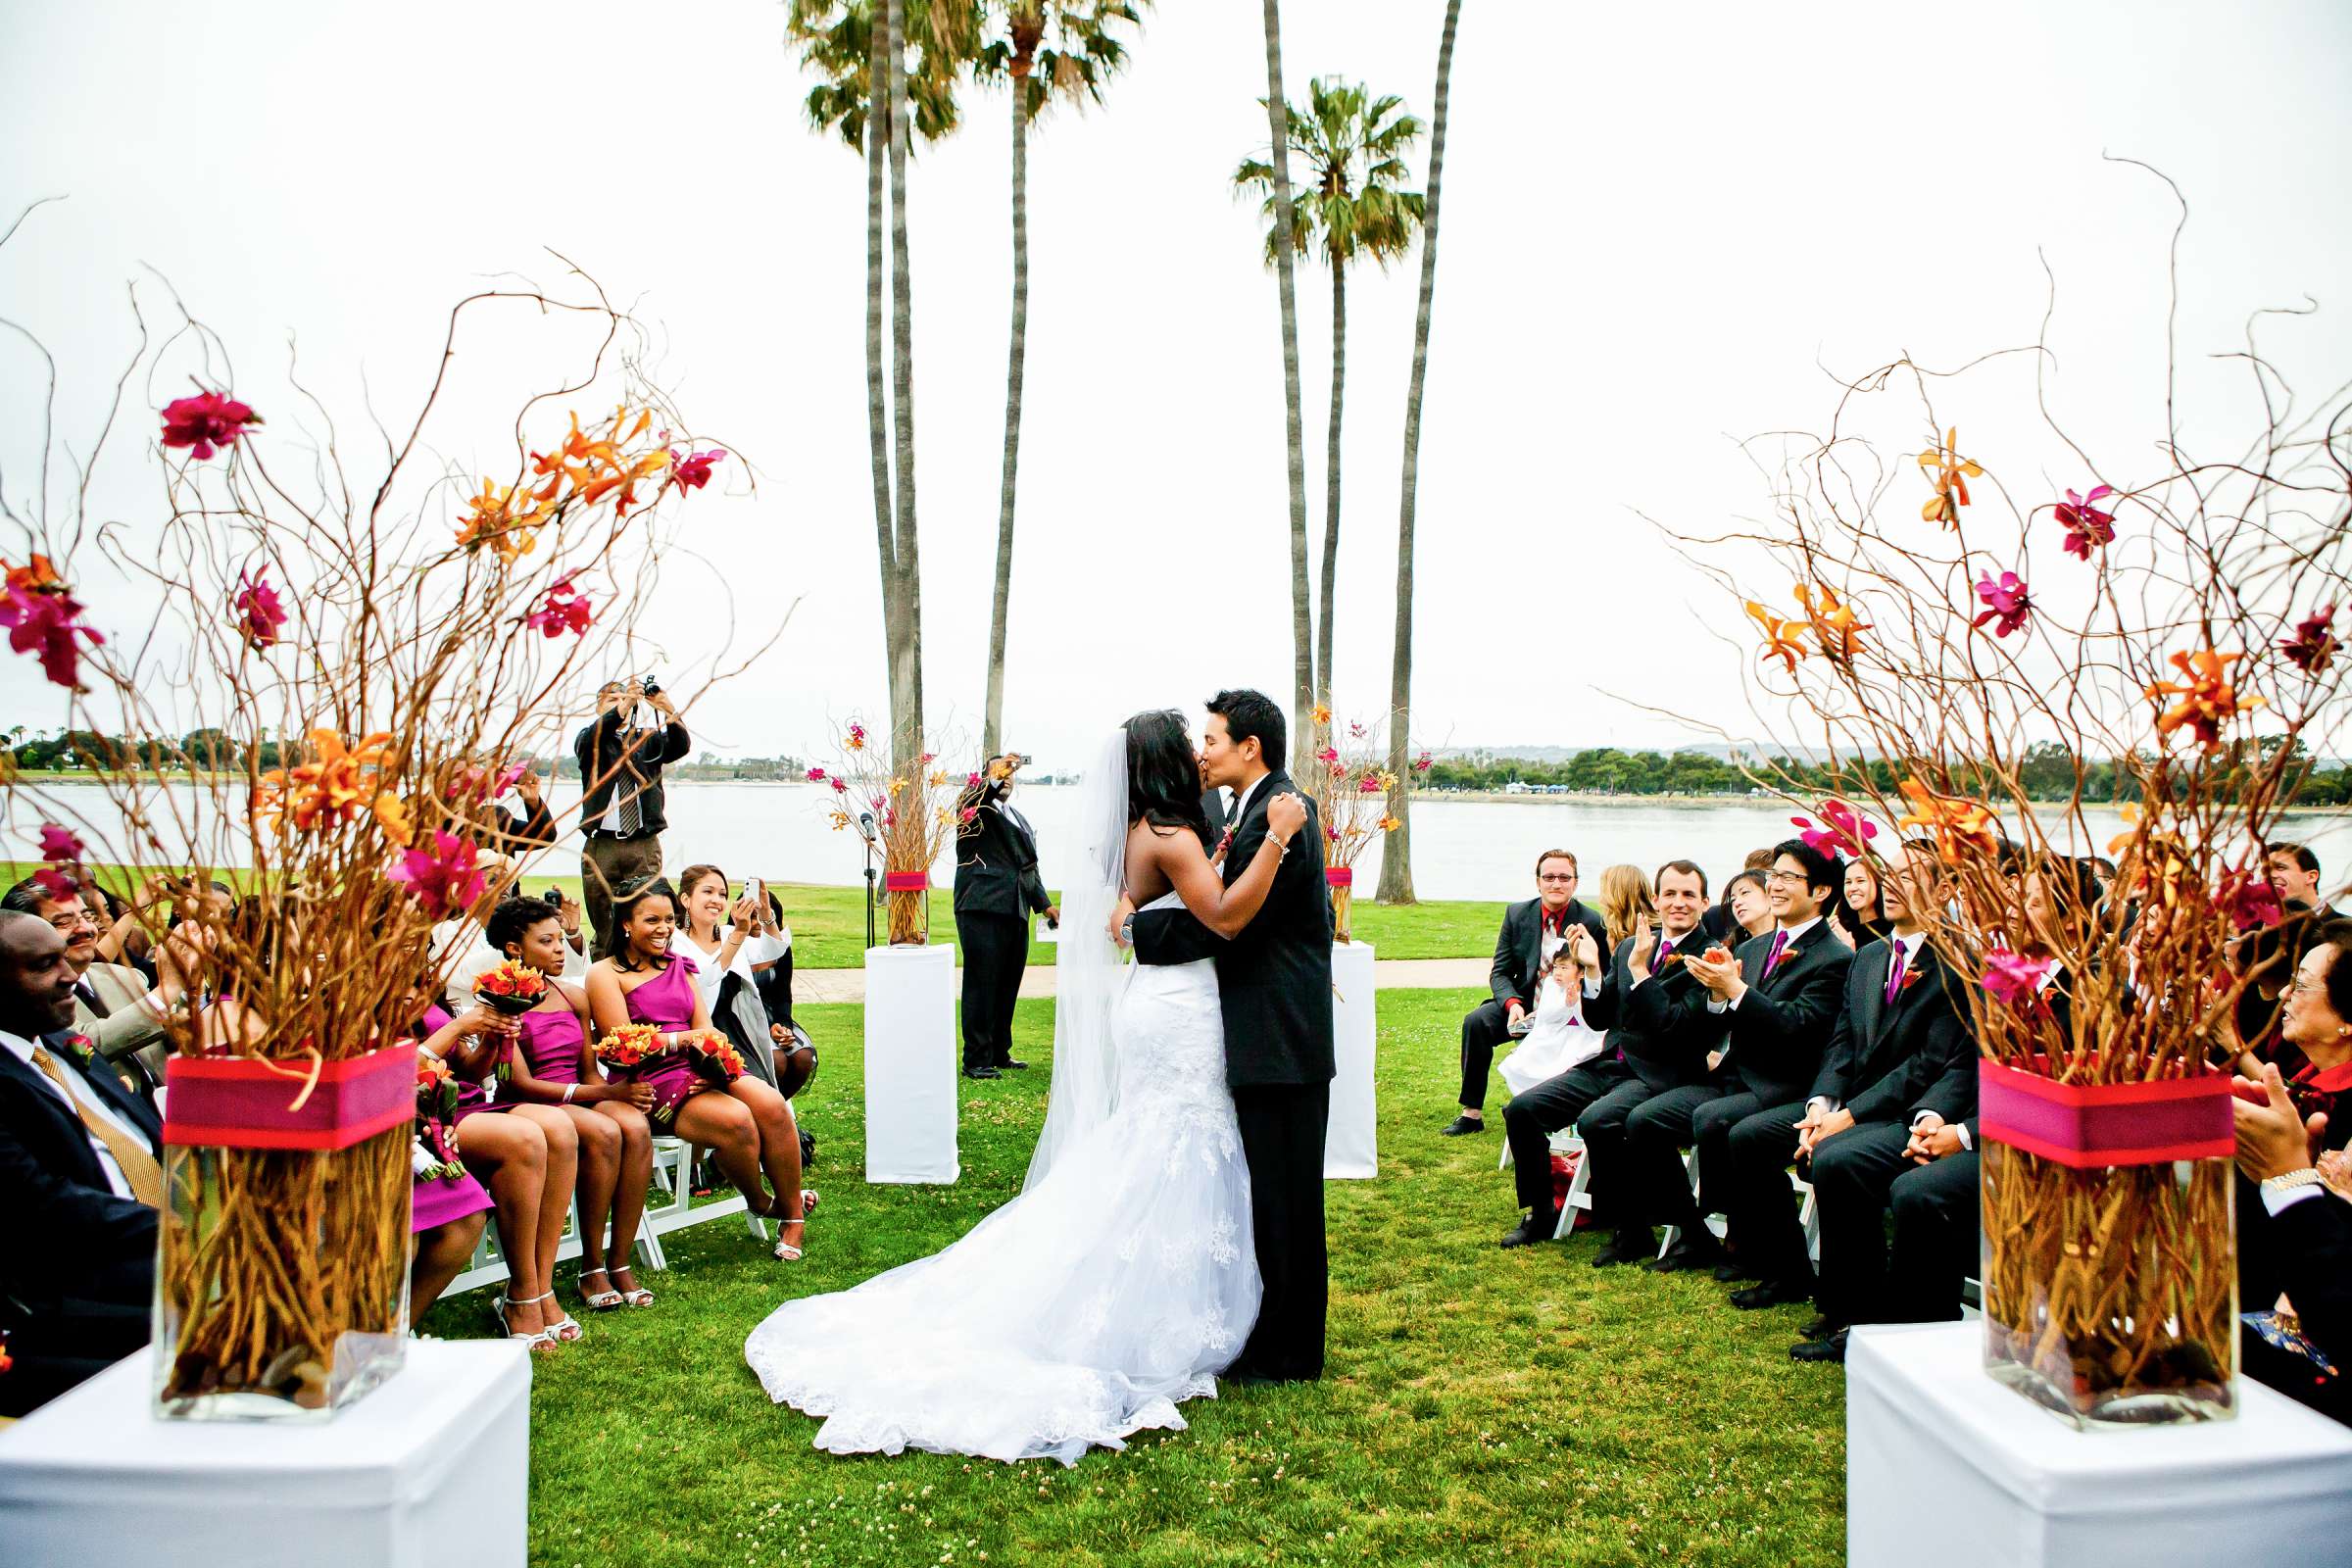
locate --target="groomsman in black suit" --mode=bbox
[1498,860,1724,1255]
[1444,850,1610,1136]
[1640,839,1853,1286]
[954,754,1059,1079]
[0,908,166,1416]
[1784,840,1977,1359]
[1133,690,1335,1382]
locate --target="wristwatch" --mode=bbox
[2262,1167,2325,1196]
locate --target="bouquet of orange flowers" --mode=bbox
[472,958,548,1016]
[593,1023,665,1070]
[690,1033,748,1085]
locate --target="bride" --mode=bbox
[743,710,1310,1464]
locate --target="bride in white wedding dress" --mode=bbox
[744,711,1310,1465]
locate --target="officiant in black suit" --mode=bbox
[0,908,166,1416]
[1779,840,1976,1359]
[1631,838,1852,1282]
[954,754,1059,1079]
[1132,690,1334,1383]
[1444,850,1611,1136]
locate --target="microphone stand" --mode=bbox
[859,812,878,952]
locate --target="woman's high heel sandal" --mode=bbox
[578,1267,625,1312]
[534,1291,585,1343]
[609,1264,655,1308]
[773,1219,807,1262]
[493,1294,559,1353]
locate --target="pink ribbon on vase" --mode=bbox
[1977,1059,2234,1168]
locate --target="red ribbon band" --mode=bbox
[164,1042,416,1152]
[882,871,931,893]
[1324,867,1354,887]
[1978,1058,2233,1169]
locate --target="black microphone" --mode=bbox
[858,811,874,829]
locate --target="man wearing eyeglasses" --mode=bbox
[1443,849,1610,1136]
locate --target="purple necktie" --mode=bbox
[1884,942,1907,1005]
[1657,934,1675,964]
[1765,929,1788,974]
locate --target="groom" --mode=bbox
[1133,689,1336,1382]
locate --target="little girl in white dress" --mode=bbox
[1498,949,1609,1097]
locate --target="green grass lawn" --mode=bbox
[3,861,1505,968]
[419,987,1844,1567]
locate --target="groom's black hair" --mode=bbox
[1126,710,1214,850]
[1206,688,1285,769]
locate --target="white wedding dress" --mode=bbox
[744,741,1262,1465]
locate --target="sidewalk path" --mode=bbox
[794,956,1490,1005]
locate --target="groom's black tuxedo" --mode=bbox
[1131,768,1335,1381]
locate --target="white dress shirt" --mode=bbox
[2,1026,143,1199]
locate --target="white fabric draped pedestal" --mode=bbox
[1846,1321,2352,1567]
[863,942,959,1184]
[0,1341,530,1568]
[1324,940,1378,1179]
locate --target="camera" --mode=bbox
[542,887,565,908]
[639,675,662,698]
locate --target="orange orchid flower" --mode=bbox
[3,554,63,594]
[2145,648,2261,751]
[1917,427,1984,528]
[2104,802,2142,858]
[255,729,412,843]
[1894,776,1998,863]
[455,479,547,563]
[1745,601,1810,676]
[1795,582,1870,662]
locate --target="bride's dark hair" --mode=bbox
[1125,710,1213,850]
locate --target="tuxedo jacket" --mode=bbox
[0,1031,164,1318]
[1807,940,1976,1125]
[1132,770,1335,1088]
[1588,929,1730,1094]
[1488,898,1611,1011]
[1628,921,1850,1106]
[954,798,1052,920]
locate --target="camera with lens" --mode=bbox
[541,886,565,909]
[639,674,662,698]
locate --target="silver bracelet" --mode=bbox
[563,1084,577,1103]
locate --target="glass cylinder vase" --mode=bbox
[155,1048,416,1421]
[882,870,931,946]
[1976,1061,2238,1427]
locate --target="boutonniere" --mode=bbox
[1896,962,1926,995]
[1765,946,1796,977]
[1216,825,1236,857]
[61,1032,98,1067]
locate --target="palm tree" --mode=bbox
[975,1,1148,758]
[1378,0,1460,907]
[789,0,977,763]
[1254,0,1314,778]
[1237,80,1425,728]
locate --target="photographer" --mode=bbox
[954,753,1058,1080]
[573,678,690,958]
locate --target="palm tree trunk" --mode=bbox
[885,0,924,767]
[1318,252,1343,711]
[1378,0,1459,907]
[866,10,900,726]
[983,88,1030,760]
[1258,0,1315,779]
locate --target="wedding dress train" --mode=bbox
[743,895,1260,1465]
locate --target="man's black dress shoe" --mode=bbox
[1730,1277,1814,1310]
[1591,1231,1654,1267]
[1647,1236,1727,1274]
[997,1057,1030,1070]
[1711,1258,1761,1284]
[1789,1329,1849,1363]
[1499,1209,1563,1249]
[1440,1115,1487,1136]
[961,1064,1001,1080]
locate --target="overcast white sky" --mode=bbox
[4,0,2349,769]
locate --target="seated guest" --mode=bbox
[2239,920,2352,1319]
[0,909,165,1416]
[1720,868,1776,944]
[751,885,816,1099]
[1649,839,1853,1290]
[1445,849,1609,1136]
[415,993,581,1351]
[2,874,205,1096]
[1508,859,1725,1261]
[1494,938,1613,1247]
[1593,864,1656,954]
[2234,1048,2352,1426]
[673,864,800,1089]
[486,896,660,1311]
[410,1102,493,1323]
[2237,843,2345,1061]
[1784,841,1976,1360]
[1833,857,1891,949]
[585,877,814,1261]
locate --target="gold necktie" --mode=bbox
[29,1044,165,1209]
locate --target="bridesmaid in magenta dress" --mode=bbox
[585,877,813,1262]
[486,897,659,1310]
[410,1002,493,1322]
[416,993,580,1349]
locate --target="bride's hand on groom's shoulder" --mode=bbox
[1266,791,1308,843]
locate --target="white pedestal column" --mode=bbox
[863,942,959,1184]
[1326,939,1378,1179]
